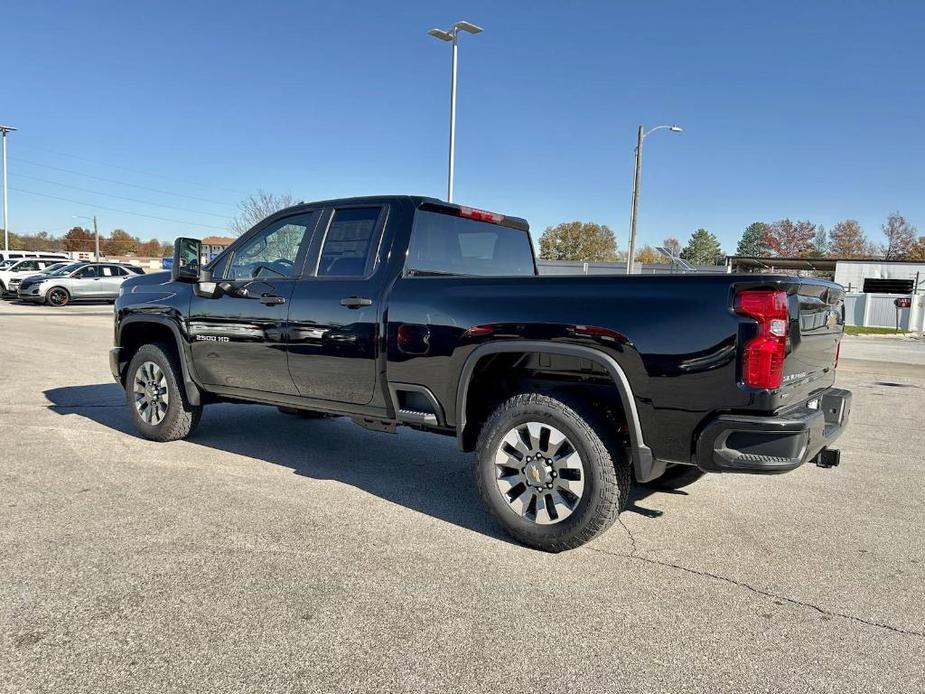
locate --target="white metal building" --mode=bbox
[727,256,925,333]
[833,259,925,295]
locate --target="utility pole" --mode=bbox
[1,125,17,252]
[447,34,458,203]
[73,214,100,260]
[428,21,483,203]
[626,126,644,276]
[625,124,683,275]
[93,215,99,261]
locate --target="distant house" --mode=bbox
[200,236,235,262]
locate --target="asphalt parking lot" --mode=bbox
[1,299,923,693]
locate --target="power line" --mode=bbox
[16,173,230,219]
[9,187,230,231]
[21,144,249,196]
[11,157,237,208]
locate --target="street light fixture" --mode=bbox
[626,123,683,275]
[73,214,100,261]
[428,20,484,203]
[1,125,17,253]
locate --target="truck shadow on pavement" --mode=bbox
[44,383,674,543]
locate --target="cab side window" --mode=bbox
[317,207,382,277]
[226,212,317,281]
[76,266,99,279]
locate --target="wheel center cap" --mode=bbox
[524,459,551,486]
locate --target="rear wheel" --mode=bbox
[46,287,70,306]
[126,343,201,441]
[475,393,631,552]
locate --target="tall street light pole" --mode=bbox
[626,124,683,275]
[73,215,100,261]
[1,125,17,252]
[428,21,483,203]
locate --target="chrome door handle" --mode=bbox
[259,294,286,306]
[340,296,372,308]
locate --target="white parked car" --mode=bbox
[0,250,69,263]
[0,258,69,297]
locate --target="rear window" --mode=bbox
[407,211,534,276]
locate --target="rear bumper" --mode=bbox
[696,388,851,473]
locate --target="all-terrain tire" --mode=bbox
[126,342,202,442]
[475,392,631,552]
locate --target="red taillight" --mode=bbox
[459,206,504,224]
[735,289,789,389]
[834,340,841,369]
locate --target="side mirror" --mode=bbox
[172,237,201,282]
[193,268,224,299]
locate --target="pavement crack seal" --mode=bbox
[591,522,925,640]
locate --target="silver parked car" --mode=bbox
[17,262,144,306]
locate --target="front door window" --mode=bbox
[226,213,318,281]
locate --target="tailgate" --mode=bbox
[781,280,844,401]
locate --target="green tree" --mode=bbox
[538,221,619,262]
[735,222,770,257]
[681,228,723,265]
[810,225,828,257]
[104,229,137,256]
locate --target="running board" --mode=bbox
[396,409,438,426]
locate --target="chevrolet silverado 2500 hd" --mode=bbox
[110,196,851,551]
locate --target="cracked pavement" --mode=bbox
[1,301,923,692]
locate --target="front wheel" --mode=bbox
[475,393,631,552]
[126,343,202,442]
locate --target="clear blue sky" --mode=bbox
[4,0,924,252]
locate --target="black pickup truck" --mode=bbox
[111,195,851,551]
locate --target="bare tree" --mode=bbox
[881,211,917,259]
[230,190,297,236]
[662,237,681,258]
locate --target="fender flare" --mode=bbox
[455,341,663,483]
[118,314,202,406]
